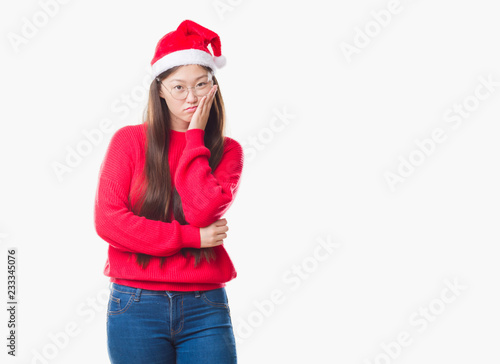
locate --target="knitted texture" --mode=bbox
[94,124,243,291]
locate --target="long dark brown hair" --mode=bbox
[129,65,226,270]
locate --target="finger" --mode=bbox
[191,97,207,122]
[202,86,215,107]
[216,226,228,234]
[191,97,204,116]
[215,219,227,226]
[199,95,209,113]
[215,221,227,228]
[198,95,207,108]
[214,239,223,246]
[209,85,217,101]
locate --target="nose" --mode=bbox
[185,88,198,103]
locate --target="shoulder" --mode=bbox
[223,135,243,154]
[222,135,244,165]
[109,123,146,149]
[112,123,146,139]
[104,124,146,166]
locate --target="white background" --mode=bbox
[1,0,499,363]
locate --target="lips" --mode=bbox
[185,106,197,111]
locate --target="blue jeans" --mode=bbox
[106,283,238,364]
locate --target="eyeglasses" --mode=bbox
[158,78,214,100]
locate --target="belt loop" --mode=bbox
[134,288,142,302]
[194,291,201,298]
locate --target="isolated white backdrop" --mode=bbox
[1,0,499,363]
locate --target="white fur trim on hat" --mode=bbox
[151,49,217,79]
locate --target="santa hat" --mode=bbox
[150,19,226,80]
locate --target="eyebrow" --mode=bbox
[168,75,210,83]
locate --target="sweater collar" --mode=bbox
[169,128,187,141]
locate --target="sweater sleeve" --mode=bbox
[94,126,201,256]
[174,128,244,228]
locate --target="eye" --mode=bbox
[173,85,185,91]
[196,82,208,88]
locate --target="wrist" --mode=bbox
[185,128,206,147]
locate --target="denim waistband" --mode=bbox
[109,282,221,301]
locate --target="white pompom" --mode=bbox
[214,55,227,68]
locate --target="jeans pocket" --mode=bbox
[107,288,135,316]
[201,288,230,312]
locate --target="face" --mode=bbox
[158,64,213,130]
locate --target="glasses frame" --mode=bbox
[157,78,214,100]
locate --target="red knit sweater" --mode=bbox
[94,123,244,291]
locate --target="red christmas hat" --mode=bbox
[151,20,226,79]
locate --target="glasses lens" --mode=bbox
[194,80,213,97]
[167,80,213,100]
[171,86,187,100]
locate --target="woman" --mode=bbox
[94,20,243,363]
